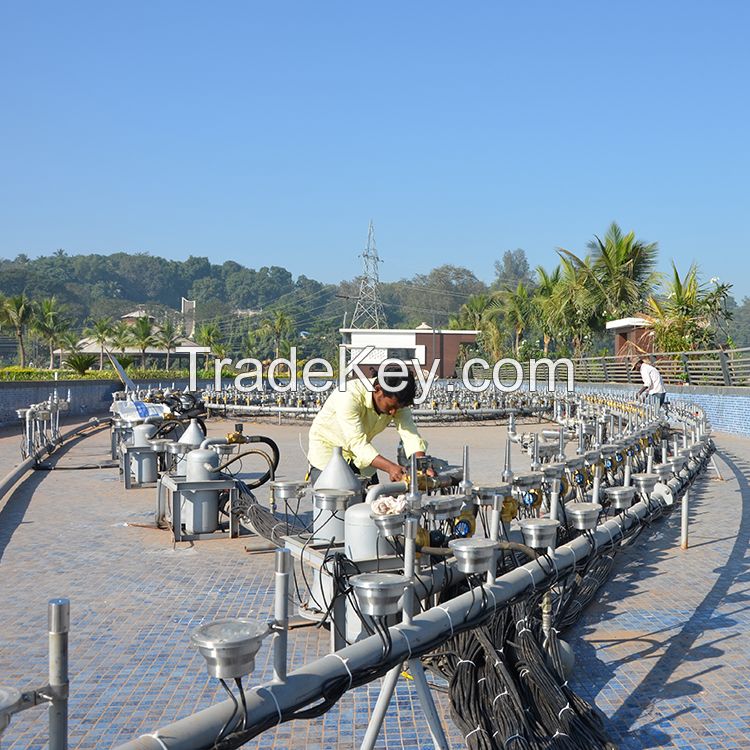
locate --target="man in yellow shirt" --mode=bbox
[307,367,427,484]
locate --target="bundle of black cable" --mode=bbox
[556,551,616,632]
[508,604,616,749]
[425,599,617,749]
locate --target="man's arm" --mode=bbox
[393,408,428,459]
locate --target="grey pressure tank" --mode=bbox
[182,448,221,534]
[131,423,158,483]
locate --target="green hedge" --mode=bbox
[0,366,201,382]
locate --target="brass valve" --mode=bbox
[501,496,518,523]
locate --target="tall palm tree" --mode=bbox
[155,318,182,370]
[195,322,221,368]
[33,297,71,368]
[559,222,659,320]
[1,294,34,367]
[109,322,133,359]
[130,317,155,368]
[548,256,599,356]
[533,266,561,355]
[501,282,531,356]
[260,311,293,359]
[85,317,113,370]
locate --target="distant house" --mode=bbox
[55,310,198,365]
[606,317,654,356]
[340,324,479,378]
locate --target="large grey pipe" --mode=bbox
[0,417,110,503]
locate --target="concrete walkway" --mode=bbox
[0,420,747,749]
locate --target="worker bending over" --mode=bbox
[634,357,666,409]
[307,367,427,485]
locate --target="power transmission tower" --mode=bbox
[351,221,386,328]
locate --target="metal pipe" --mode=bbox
[0,418,109,503]
[273,549,290,683]
[199,437,228,450]
[403,517,417,626]
[557,427,565,461]
[487,495,502,585]
[680,489,689,550]
[502,439,513,484]
[48,598,69,750]
[591,462,602,504]
[459,445,472,495]
[409,661,449,750]
[359,664,401,750]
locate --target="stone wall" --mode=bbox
[0,380,120,426]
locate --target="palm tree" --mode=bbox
[533,266,561,355]
[109,322,133,359]
[130,317,156,369]
[259,311,293,359]
[1,294,34,367]
[450,293,504,360]
[645,263,732,351]
[195,322,221,368]
[501,282,531,357]
[32,297,71,368]
[548,256,599,357]
[59,330,83,356]
[155,318,182,369]
[559,222,659,320]
[84,317,113,370]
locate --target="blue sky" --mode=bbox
[1,1,749,299]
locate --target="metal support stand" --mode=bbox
[709,455,725,481]
[359,506,449,750]
[592,463,602,505]
[48,598,69,750]
[273,549,290,683]
[680,489,689,550]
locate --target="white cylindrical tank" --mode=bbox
[344,502,393,562]
[182,449,220,534]
[131,423,158,483]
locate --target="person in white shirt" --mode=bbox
[634,357,666,409]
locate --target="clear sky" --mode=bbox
[1,1,749,298]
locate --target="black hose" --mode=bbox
[241,435,280,489]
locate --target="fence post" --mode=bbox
[680,352,691,385]
[601,358,609,383]
[718,350,732,386]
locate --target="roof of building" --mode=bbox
[605,317,651,331]
[340,327,479,335]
